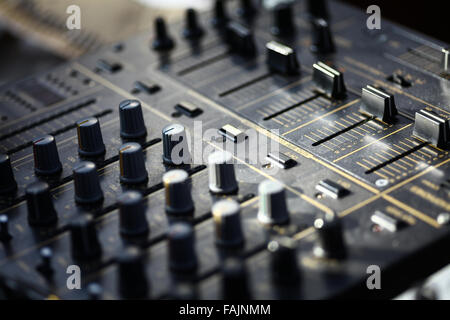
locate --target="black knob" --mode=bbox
[162,124,191,165]
[36,247,54,276]
[268,237,300,285]
[221,258,250,299]
[26,182,58,227]
[152,17,175,51]
[69,215,102,261]
[237,0,256,19]
[313,211,346,260]
[307,0,329,20]
[119,100,147,140]
[211,0,229,28]
[212,199,244,247]
[310,18,335,54]
[118,191,149,237]
[257,180,290,225]
[183,8,204,39]
[117,246,149,299]
[119,142,148,185]
[0,154,17,195]
[163,169,194,217]
[225,21,257,57]
[168,222,197,273]
[76,117,106,157]
[73,161,103,205]
[208,151,238,195]
[271,4,295,37]
[0,215,12,242]
[266,41,300,76]
[32,135,62,176]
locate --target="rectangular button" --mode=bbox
[97,59,122,73]
[134,80,161,94]
[316,179,349,199]
[218,124,247,143]
[175,102,203,118]
[266,152,297,169]
[371,210,404,232]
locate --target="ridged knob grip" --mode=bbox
[0,154,17,195]
[76,117,106,157]
[208,151,238,195]
[32,135,62,176]
[119,100,147,140]
[163,169,194,216]
[73,161,103,205]
[162,124,191,165]
[119,142,148,185]
[118,191,149,237]
[257,180,290,225]
[117,246,149,299]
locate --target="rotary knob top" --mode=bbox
[119,142,148,185]
[119,100,147,140]
[168,222,197,273]
[212,199,244,247]
[257,180,290,225]
[118,191,149,237]
[33,135,62,176]
[162,124,191,165]
[208,150,238,195]
[73,161,104,205]
[26,181,58,226]
[69,215,102,261]
[76,117,106,157]
[163,169,194,217]
[0,154,17,195]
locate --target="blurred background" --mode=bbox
[0,0,447,86]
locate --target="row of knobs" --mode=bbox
[153,0,334,55]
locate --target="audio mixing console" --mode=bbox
[0,0,449,300]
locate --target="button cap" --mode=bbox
[73,161,104,205]
[266,41,300,75]
[313,211,346,259]
[225,21,256,57]
[266,152,297,169]
[268,237,300,285]
[26,182,58,226]
[212,199,244,247]
[211,0,229,28]
[76,117,106,157]
[162,124,191,165]
[152,17,175,51]
[316,179,349,199]
[0,154,17,195]
[119,142,148,185]
[208,151,238,195]
[32,135,62,176]
[312,61,346,99]
[310,18,335,54]
[413,109,449,149]
[163,169,194,217]
[175,102,203,118]
[117,246,149,299]
[183,8,204,39]
[118,191,149,237]
[271,4,295,37]
[360,85,397,123]
[119,100,147,140]
[168,222,197,272]
[257,180,290,225]
[70,215,102,261]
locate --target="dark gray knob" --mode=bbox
[313,211,346,259]
[168,222,197,272]
[152,17,175,51]
[76,117,106,157]
[221,258,250,299]
[117,246,149,299]
[0,154,17,195]
[310,18,335,54]
[118,191,149,237]
[32,135,62,176]
[211,0,229,28]
[162,124,191,165]
[271,4,295,37]
[268,237,300,285]
[73,161,103,205]
[163,169,194,216]
[26,182,58,226]
[212,199,244,247]
[257,180,290,225]
[69,215,102,261]
[208,151,238,195]
[119,100,147,140]
[119,142,148,185]
[183,8,204,39]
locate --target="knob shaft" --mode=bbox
[73,161,104,205]
[119,142,148,185]
[118,191,149,237]
[183,8,204,39]
[0,154,17,195]
[163,169,194,216]
[257,180,290,225]
[313,211,346,259]
[119,100,147,140]
[152,17,175,51]
[26,182,58,226]
[212,199,244,247]
[33,135,62,176]
[162,124,191,165]
[310,18,335,54]
[70,215,102,261]
[168,222,197,272]
[268,237,300,285]
[208,151,238,195]
[117,246,149,299]
[76,117,106,157]
[271,4,295,37]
